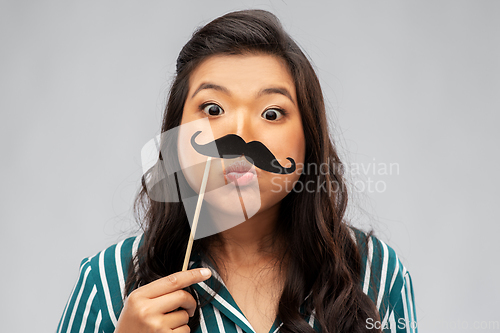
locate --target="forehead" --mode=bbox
[188,53,296,99]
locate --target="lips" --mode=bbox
[225,160,255,174]
[224,160,257,186]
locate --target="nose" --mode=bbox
[229,107,257,144]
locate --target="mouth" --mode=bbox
[223,159,257,186]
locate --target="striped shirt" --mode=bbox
[57,228,417,333]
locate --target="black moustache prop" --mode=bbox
[190,131,296,174]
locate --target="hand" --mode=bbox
[115,268,212,333]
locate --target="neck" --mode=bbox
[208,202,284,266]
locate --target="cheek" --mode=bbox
[176,117,227,195]
[258,129,306,200]
[265,125,306,170]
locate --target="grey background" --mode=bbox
[1,1,499,332]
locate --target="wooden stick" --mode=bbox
[182,156,212,271]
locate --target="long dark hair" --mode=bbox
[125,9,381,333]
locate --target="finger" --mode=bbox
[163,309,190,329]
[172,324,191,333]
[153,289,198,317]
[138,268,211,299]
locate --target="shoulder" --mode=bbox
[88,233,144,313]
[58,233,144,333]
[86,233,143,293]
[348,226,417,331]
[85,233,144,282]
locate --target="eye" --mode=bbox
[200,103,224,116]
[261,108,286,121]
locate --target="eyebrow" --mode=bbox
[191,82,295,105]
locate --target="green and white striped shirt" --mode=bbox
[57,228,417,333]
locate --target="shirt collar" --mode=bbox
[188,251,311,333]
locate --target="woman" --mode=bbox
[58,9,417,333]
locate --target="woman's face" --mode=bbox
[178,53,305,222]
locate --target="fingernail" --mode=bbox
[200,268,211,277]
